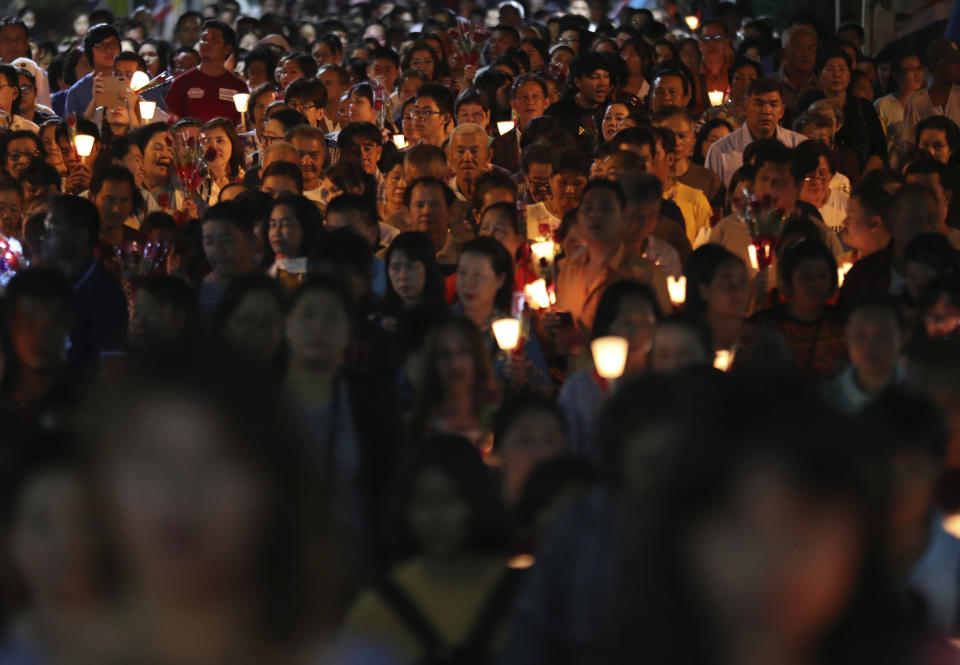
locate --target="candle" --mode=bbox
[392,134,408,149]
[524,279,551,309]
[837,261,853,287]
[139,100,156,121]
[129,70,150,92]
[747,244,759,270]
[530,240,556,263]
[74,134,95,157]
[492,318,521,351]
[232,92,250,113]
[714,349,733,372]
[667,275,686,305]
[497,120,515,135]
[708,90,725,107]
[685,15,699,30]
[591,336,629,379]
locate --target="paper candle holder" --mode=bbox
[492,317,521,351]
[591,336,629,379]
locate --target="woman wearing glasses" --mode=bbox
[0,63,37,133]
[400,41,440,81]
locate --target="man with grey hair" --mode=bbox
[774,24,819,112]
[447,122,493,205]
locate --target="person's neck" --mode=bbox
[544,197,566,219]
[574,92,597,110]
[457,174,475,201]
[783,64,811,88]
[146,171,168,191]
[890,515,933,576]
[13,365,64,409]
[930,76,952,96]
[100,224,124,247]
[210,163,228,186]
[709,313,743,350]
[853,366,894,398]
[108,121,127,137]
[587,240,618,269]
[59,255,92,282]
[746,124,776,141]
[325,104,340,126]
[422,131,446,147]
[787,299,823,324]
[285,362,338,406]
[439,386,477,420]
[199,60,225,77]
[703,55,725,76]
[132,595,255,665]
[674,156,690,178]
[462,299,494,328]
[824,90,845,107]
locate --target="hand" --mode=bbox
[179,198,199,222]
[503,351,529,387]
[462,64,478,83]
[92,73,105,98]
[64,164,91,195]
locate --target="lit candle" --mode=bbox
[129,70,150,92]
[714,349,733,372]
[392,134,408,149]
[492,317,521,351]
[74,134,95,157]
[524,279,551,309]
[685,15,699,30]
[530,240,556,263]
[497,120,515,135]
[667,275,686,305]
[233,92,250,113]
[747,244,759,270]
[708,90,725,107]
[837,261,853,287]
[139,100,156,121]
[591,336,629,380]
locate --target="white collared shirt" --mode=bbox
[705,123,808,188]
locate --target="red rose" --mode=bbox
[186,136,196,147]
[473,27,489,42]
[173,209,189,225]
[66,113,76,127]
[157,192,170,208]
[204,146,218,162]
[538,223,550,236]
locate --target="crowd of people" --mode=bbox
[2,1,960,663]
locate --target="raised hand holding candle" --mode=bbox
[524,279,551,309]
[74,134,95,157]
[139,100,156,121]
[667,275,686,306]
[393,134,408,149]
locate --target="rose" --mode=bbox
[156,191,170,208]
[204,146,218,162]
[538,223,550,236]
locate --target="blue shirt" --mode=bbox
[64,72,94,118]
[50,88,67,117]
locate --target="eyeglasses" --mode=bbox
[289,100,316,112]
[19,84,34,93]
[558,37,579,44]
[94,39,121,51]
[262,134,284,144]
[700,33,726,42]
[410,109,442,118]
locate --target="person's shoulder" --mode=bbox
[221,69,248,87]
[709,125,744,153]
[66,72,91,95]
[778,126,807,146]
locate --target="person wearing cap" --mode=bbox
[902,39,960,150]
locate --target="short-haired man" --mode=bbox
[617,170,683,277]
[165,19,248,124]
[904,157,960,248]
[840,172,894,263]
[90,165,146,250]
[413,84,455,147]
[652,105,723,208]
[284,77,328,130]
[650,66,691,112]
[525,148,591,241]
[40,195,128,358]
[447,123,493,205]
[706,77,807,188]
[404,176,461,268]
[544,52,611,151]
[367,47,400,95]
[318,64,350,133]
[902,39,960,148]
[198,201,256,325]
[774,24,819,112]
[338,122,383,175]
[286,125,327,204]
[65,23,121,119]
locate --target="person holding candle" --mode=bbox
[453,236,552,393]
[558,280,660,458]
[556,179,671,333]
[524,148,589,243]
[874,51,924,170]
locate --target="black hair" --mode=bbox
[492,392,566,452]
[326,193,378,230]
[369,46,400,68]
[865,385,948,461]
[245,47,279,85]
[270,194,323,256]
[683,245,747,315]
[609,126,656,155]
[795,138,836,178]
[200,117,245,179]
[751,139,803,185]
[0,430,81,529]
[140,211,177,235]
[592,279,661,339]
[903,232,957,278]
[83,23,120,65]
[385,435,508,562]
[261,161,304,194]
[521,142,556,173]
[284,76,328,110]
[49,194,99,247]
[18,158,59,189]
[201,18,236,53]
[278,51,318,80]
[815,47,853,74]
[89,164,144,216]
[383,232,446,314]
[213,272,286,342]
[778,239,838,296]
[551,147,592,177]
[338,121,382,151]
[403,176,455,208]
[4,266,72,319]
[851,169,897,231]
[582,177,625,209]
[201,201,255,233]
[265,107,308,132]
[307,231,372,306]
[915,116,960,156]
[745,76,786,100]
[459,236,515,312]
[472,171,517,213]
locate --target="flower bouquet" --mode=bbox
[0,235,23,288]
[167,133,217,193]
[447,21,490,67]
[111,238,170,304]
[731,188,785,269]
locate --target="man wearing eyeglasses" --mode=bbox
[696,21,732,115]
[412,84,454,148]
[65,23,122,118]
[165,19,248,124]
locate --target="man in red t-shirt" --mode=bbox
[165,19,247,124]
